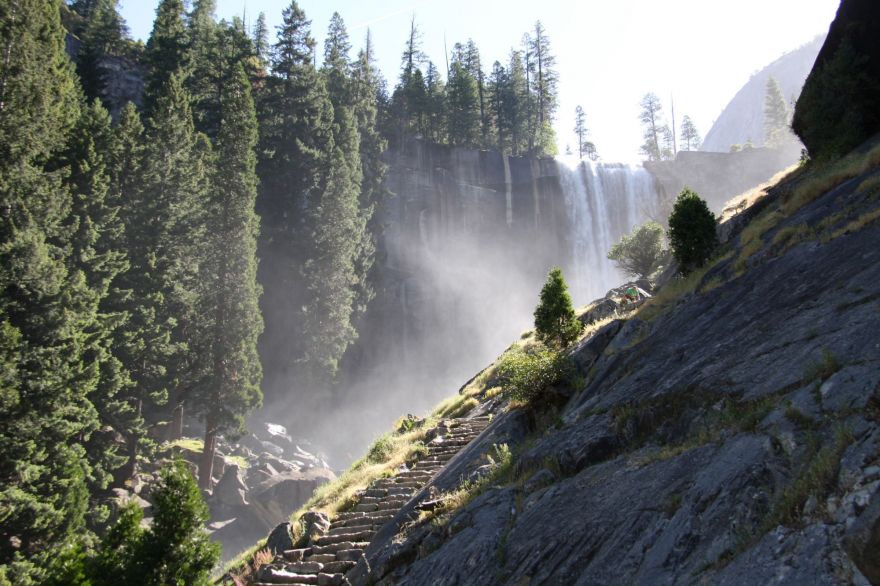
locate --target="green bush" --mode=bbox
[607,221,666,279]
[496,347,574,402]
[668,188,718,274]
[534,267,583,348]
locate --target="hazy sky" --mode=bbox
[119,0,840,162]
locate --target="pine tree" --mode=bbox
[764,76,792,148]
[252,12,270,66]
[139,461,219,585]
[423,62,446,143]
[526,22,558,155]
[140,72,210,440]
[194,64,263,489]
[389,16,426,144]
[488,61,508,152]
[639,92,664,161]
[506,50,530,155]
[679,115,701,151]
[0,1,98,580]
[301,119,364,382]
[257,1,333,395]
[446,59,480,147]
[185,0,221,138]
[323,12,352,107]
[533,267,582,348]
[143,0,189,116]
[350,30,388,328]
[668,188,718,274]
[574,105,589,159]
[105,103,173,482]
[464,40,487,146]
[59,99,132,501]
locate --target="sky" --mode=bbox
[119,0,840,162]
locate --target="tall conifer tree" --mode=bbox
[0,1,97,579]
[257,1,333,394]
[143,0,189,116]
[194,64,263,489]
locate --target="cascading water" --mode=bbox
[557,156,661,305]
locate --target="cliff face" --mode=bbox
[793,0,880,159]
[347,137,880,584]
[701,36,824,153]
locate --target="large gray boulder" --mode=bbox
[265,522,294,556]
[213,464,248,507]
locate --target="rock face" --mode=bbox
[793,0,880,158]
[348,144,880,584]
[702,35,824,153]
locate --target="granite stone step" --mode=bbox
[283,548,313,562]
[314,529,374,546]
[310,540,369,556]
[335,548,365,562]
[303,553,337,564]
[322,560,356,573]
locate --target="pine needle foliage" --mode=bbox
[533,267,583,348]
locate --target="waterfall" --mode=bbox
[557,157,661,305]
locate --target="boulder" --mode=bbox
[845,486,880,584]
[213,464,249,507]
[578,298,619,326]
[266,522,294,555]
[301,511,331,544]
[258,422,295,453]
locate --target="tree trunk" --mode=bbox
[198,419,217,491]
[169,402,184,441]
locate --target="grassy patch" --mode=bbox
[226,455,249,469]
[637,252,732,322]
[432,394,479,419]
[856,173,880,195]
[827,207,880,240]
[719,164,799,222]
[759,426,853,529]
[164,438,204,453]
[782,141,880,215]
[803,348,841,384]
[771,223,816,251]
[423,443,516,525]
[784,405,818,430]
[699,276,723,294]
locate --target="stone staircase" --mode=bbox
[253,416,491,586]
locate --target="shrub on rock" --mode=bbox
[668,188,718,274]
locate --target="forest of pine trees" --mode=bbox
[0,1,565,581]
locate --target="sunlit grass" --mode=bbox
[782,141,880,215]
[636,252,732,322]
[719,164,800,222]
[164,437,204,453]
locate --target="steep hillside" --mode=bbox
[229,135,880,586]
[701,36,823,153]
[343,136,880,586]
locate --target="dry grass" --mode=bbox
[827,207,880,241]
[783,142,880,215]
[433,395,480,418]
[856,173,880,195]
[720,164,799,222]
[637,253,732,322]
